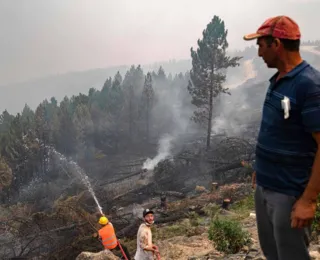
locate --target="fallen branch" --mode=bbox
[214,161,243,173]
[117,218,141,238]
[153,191,185,198]
[98,170,143,186]
[155,213,186,224]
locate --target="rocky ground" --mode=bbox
[76,184,320,260]
[154,213,320,260]
[148,212,263,260]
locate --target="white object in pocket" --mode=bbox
[281,96,291,119]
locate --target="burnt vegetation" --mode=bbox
[1,15,320,259]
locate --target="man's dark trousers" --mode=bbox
[111,243,131,260]
[255,185,311,260]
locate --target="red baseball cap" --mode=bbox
[243,16,301,41]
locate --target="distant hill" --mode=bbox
[2,44,320,115]
[0,59,191,114]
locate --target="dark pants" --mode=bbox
[255,185,311,260]
[111,243,131,260]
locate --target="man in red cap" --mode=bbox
[244,16,320,260]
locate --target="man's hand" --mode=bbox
[251,171,256,189]
[92,233,98,238]
[291,132,320,229]
[152,245,159,254]
[153,246,160,260]
[291,197,316,229]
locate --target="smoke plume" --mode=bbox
[142,133,173,170]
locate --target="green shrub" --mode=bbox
[208,218,251,254]
[203,203,220,218]
[231,193,255,214]
[188,211,200,226]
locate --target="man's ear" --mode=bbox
[274,38,281,48]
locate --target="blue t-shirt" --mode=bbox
[255,60,320,197]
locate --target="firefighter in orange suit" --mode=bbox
[94,216,131,260]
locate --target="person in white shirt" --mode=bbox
[134,209,160,260]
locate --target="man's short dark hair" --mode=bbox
[261,35,300,51]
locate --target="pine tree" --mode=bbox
[57,97,77,155]
[35,103,50,175]
[187,15,242,149]
[21,104,35,136]
[123,65,145,141]
[141,72,155,143]
[108,72,124,114]
[73,104,94,159]
[125,84,135,140]
[157,66,166,81]
[0,110,14,134]
[113,71,123,87]
[102,77,112,92]
[0,156,12,190]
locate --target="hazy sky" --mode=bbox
[1,0,320,85]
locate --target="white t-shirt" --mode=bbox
[134,223,154,260]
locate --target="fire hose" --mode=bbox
[117,240,129,260]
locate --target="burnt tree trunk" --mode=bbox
[206,85,213,150]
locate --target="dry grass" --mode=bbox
[153,219,207,241]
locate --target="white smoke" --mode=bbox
[301,45,320,56]
[227,59,257,89]
[210,58,259,136]
[142,133,173,170]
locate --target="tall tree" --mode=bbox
[0,156,12,191]
[104,72,125,152]
[73,104,94,160]
[21,104,35,135]
[0,110,14,134]
[124,84,135,140]
[108,72,124,117]
[57,97,77,155]
[113,71,123,87]
[99,77,112,110]
[187,15,241,149]
[157,66,166,82]
[141,72,155,143]
[122,65,144,141]
[35,103,50,175]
